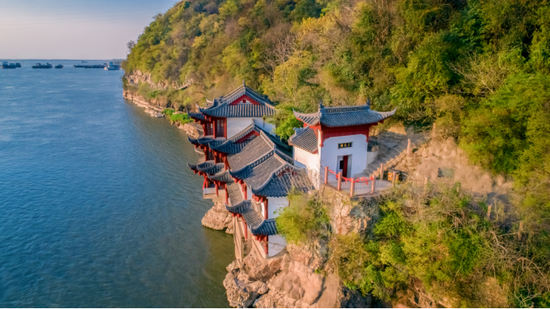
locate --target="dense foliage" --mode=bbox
[162,109,193,124]
[278,186,550,307]
[275,189,330,244]
[124,0,550,206]
[126,1,550,305]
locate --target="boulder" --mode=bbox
[243,252,283,281]
[201,202,233,233]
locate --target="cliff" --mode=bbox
[224,187,379,308]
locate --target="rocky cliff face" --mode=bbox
[223,188,377,308]
[201,202,234,234]
[122,88,169,111]
[125,70,182,90]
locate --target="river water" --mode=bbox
[0,60,234,307]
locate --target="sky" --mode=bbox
[0,0,178,60]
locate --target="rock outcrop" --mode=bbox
[201,202,234,234]
[320,187,379,236]
[224,236,371,308]
[394,135,514,195]
[182,123,202,139]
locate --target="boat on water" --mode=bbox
[73,64,85,68]
[15,63,21,68]
[1,62,17,69]
[83,64,106,69]
[32,63,53,69]
[55,65,63,69]
[104,62,120,70]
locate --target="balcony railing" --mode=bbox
[321,166,395,197]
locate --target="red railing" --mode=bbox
[322,166,377,196]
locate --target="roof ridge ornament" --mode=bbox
[366,98,371,109]
[243,79,246,86]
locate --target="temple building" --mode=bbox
[187,84,396,261]
[188,81,276,141]
[290,101,396,188]
[187,84,314,259]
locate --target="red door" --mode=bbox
[342,155,349,178]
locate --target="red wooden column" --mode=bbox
[215,183,219,197]
[223,118,227,138]
[243,184,248,200]
[223,155,229,170]
[264,237,268,255]
[212,119,216,137]
[264,198,268,219]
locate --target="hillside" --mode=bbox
[124,0,550,306]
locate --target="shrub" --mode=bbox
[275,190,330,244]
[169,113,192,124]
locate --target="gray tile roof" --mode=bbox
[194,148,206,164]
[251,219,278,236]
[200,84,276,118]
[252,166,314,197]
[226,181,244,206]
[208,169,233,183]
[209,120,285,155]
[188,112,207,121]
[208,121,258,154]
[227,131,292,172]
[289,127,318,153]
[230,150,314,197]
[187,161,224,175]
[188,135,215,145]
[293,103,396,127]
[224,186,278,236]
[245,200,278,236]
[226,200,251,214]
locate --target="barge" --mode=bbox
[32,63,53,69]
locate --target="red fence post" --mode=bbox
[350,179,355,197]
[337,172,342,191]
[371,175,376,193]
[324,166,328,185]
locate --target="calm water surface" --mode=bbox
[0,60,234,307]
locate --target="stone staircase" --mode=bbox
[362,131,426,178]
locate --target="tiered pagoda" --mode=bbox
[187,84,313,259]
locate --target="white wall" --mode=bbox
[267,196,288,219]
[227,117,275,139]
[294,147,321,188]
[253,118,276,135]
[367,151,378,166]
[320,134,368,177]
[227,118,255,139]
[268,234,287,257]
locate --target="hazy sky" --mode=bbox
[0,0,178,60]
